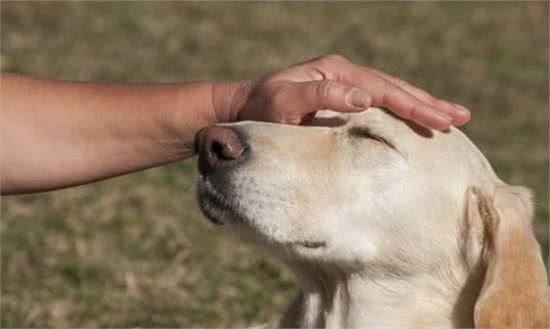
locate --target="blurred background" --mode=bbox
[1,2,548,327]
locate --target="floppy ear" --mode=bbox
[469,185,550,329]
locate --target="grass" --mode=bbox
[1,2,548,327]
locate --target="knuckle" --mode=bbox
[314,80,336,100]
[405,105,417,120]
[320,54,351,66]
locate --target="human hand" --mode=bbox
[229,54,470,130]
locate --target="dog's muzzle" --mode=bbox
[195,126,250,225]
[195,126,249,176]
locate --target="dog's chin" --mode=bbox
[198,177,328,254]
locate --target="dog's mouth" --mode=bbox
[198,177,327,250]
[198,178,240,225]
[291,240,327,249]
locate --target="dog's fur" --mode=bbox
[197,108,549,328]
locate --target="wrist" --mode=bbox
[211,80,254,123]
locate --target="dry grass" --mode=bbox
[1,2,548,327]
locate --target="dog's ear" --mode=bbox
[467,185,550,329]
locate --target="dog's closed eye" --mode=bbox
[348,127,396,150]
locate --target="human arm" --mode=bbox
[1,55,470,195]
[1,73,238,194]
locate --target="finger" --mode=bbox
[282,80,372,116]
[431,99,471,126]
[369,69,438,105]
[340,70,453,130]
[369,69,471,126]
[380,88,453,130]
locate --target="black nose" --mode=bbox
[195,126,248,175]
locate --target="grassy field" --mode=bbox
[1,2,548,327]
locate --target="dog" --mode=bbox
[194,108,549,328]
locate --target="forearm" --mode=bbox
[1,73,240,194]
[1,56,471,195]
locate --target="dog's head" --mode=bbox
[195,108,548,327]
[196,108,495,264]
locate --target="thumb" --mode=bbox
[284,80,372,116]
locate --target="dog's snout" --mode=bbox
[195,126,248,175]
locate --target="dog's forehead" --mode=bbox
[317,108,433,143]
[315,108,418,132]
[339,108,494,174]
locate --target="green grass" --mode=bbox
[1,2,548,327]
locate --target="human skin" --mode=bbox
[1,55,470,195]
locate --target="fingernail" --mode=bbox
[435,111,453,122]
[345,88,372,109]
[454,103,470,113]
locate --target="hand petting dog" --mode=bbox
[2,54,470,194]
[230,54,471,130]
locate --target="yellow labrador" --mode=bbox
[194,108,549,328]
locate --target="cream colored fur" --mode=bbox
[197,108,550,328]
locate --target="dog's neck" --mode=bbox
[279,258,484,329]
